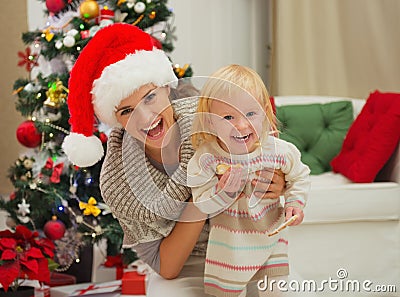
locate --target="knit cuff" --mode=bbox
[284,196,306,211]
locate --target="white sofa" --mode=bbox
[274,96,400,296]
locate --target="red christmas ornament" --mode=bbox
[100,7,115,21]
[44,216,66,240]
[16,120,42,148]
[80,30,90,39]
[99,132,108,143]
[9,192,16,201]
[46,0,66,14]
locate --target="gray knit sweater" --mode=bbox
[100,95,208,256]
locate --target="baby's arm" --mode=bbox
[188,152,241,215]
[282,142,311,225]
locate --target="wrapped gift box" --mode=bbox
[50,281,121,297]
[121,271,146,295]
[94,264,124,283]
[35,285,50,297]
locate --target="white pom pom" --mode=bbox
[62,133,104,167]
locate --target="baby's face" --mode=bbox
[209,90,266,155]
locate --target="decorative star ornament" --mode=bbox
[17,47,39,72]
[17,198,31,216]
[79,197,101,217]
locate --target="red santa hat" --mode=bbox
[62,23,177,167]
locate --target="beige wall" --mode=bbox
[271,0,400,99]
[0,2,27,195]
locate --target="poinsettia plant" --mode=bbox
[0,225,56,292]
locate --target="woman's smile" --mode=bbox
[142,117,164,140]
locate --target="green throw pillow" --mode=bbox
[276,101,354,174]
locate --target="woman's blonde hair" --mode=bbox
[192,64,276,149]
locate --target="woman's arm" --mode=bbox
[159,199,207,279]
[251,168,286,199]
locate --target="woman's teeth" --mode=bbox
[143,119,162,132]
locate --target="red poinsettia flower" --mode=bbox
[17,47,39,72]
[0,225,55,292]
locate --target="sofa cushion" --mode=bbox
[276,101,353,174]
[304,173,400,222]
[331,90,400,183]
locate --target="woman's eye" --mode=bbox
[246,111,256,117]
[143,92,156,104]
[223,115,233,120]
[120,108,133,116]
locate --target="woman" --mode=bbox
[62,23,285,296]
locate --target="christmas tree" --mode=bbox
[1,0,192,280]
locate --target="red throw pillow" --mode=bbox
[270,96,276,114]
[331,90,400,182]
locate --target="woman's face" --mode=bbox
[115,83,175,151]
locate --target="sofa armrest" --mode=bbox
[375,143,400,183]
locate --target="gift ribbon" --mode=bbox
[128,259,153,275]
[77,284,96,295]
[76,283,121,296]
[44,158,64,183]
[104,254,125,279]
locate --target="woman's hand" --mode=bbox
[251,168,285,199]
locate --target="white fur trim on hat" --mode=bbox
[62,132,104,167]
[92,48,177,127]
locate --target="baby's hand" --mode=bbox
[217,166,244,196]
[285,207,304,226]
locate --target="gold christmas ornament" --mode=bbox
[79,0,100,20]
[79,197,101,217]
[44,79,68,109]
[149,11,156,19]
[43,28,55,42]
[174,64,190,78]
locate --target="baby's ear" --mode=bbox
[205,113,217,134]
[206,113,213,127]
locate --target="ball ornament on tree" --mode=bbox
[46,0,66,14]
[63,35,76,48]
[44,215,66,240]
[16,120,41,148]
[134,2,146,14]
[80,0,100,20]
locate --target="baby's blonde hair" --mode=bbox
[192,64,276,149]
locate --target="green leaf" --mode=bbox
[47,258,59,272]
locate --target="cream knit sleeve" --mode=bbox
[280,140,311,211]
[187,146,236,215]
